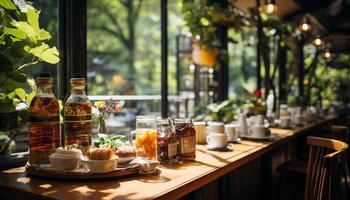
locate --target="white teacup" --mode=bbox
[206,133,228,148]
[249,126,268,137]
[207,122,225,134]
[225,124,239,142]
[280,117,291,128]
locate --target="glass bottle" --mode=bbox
[134,115,157,160]
[29,74,60,165]
[157,118,177,163]
[64,78,92,155]
[174,118,196,161]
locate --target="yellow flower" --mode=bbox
[94,100,105,109]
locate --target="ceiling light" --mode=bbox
[260,0,277,14]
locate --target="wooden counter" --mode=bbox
[0,116,339,200]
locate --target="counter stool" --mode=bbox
[277,126,350,200]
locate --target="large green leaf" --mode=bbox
[25,44,60,64]
[3,27,27,39]
[10,21,36,39]
[0,0,17,10]
[0,54,13,72]
[26,91,35,105]
[38,29,51,40]
[15,88,26,101]
[26,9,39,30]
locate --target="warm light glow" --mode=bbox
[260,3,277,14]
[314,38,323,46]
[324,51,331,58]
[300,23,311,32]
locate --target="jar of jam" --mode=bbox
[157,118,177,163]
[174,118,196,161]
[135,115,157,160]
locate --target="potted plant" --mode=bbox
[0,0,59,156]
[182,0,246,67]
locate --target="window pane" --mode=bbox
[87,0,161,96]
[228,27,257,98]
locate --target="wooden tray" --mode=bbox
[25,163,139,180]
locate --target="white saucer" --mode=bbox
[240,134,277,141]
[228,138,241,143]
[206,144,232,151]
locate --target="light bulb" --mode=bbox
[314,38,322,46]
[324,51,331,58]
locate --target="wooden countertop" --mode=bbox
[0,116,339,200]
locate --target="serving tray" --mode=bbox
[25,163,139,180]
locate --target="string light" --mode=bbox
[300,16,311,32]
[313,37,323,46]
[260,0,277,14]
[324,51,331,58]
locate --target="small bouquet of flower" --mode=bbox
[243,89,267,116]
[94,99,122,134]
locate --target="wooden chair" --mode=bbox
[304,136,348,200]
[277,132,349,200]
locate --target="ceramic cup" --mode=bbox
[225,124,239,142]
[280,117,291,128]
[207,122,225,134]
[194,122,206,144]
[293,115,303,126]
[249,126,267,137]
[206,133,228,148]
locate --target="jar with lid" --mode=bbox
[29,74,60,165]
[64,77,92,155]
[157,118,177,163]
[134,115,157,160]
[174,118,196,161]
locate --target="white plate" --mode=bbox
[206,144,232,151]
[240,134,277,140]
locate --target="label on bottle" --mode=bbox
[168,142,177,157]
[29,115,59,124]
[179,135,195,154]
[64,114,92,123]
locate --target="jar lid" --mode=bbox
[35,75,53,88]
[70,78,86,87]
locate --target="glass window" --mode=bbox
[228,27,257,98]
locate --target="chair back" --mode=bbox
[305,137,348,200]
[330,125,349,144]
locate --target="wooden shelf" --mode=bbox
[0,116,339,200]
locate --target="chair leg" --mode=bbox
[344,164,350,198]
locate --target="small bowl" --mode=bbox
[49,154,82,170]
[82,158,118,173]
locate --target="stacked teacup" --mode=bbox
[206,122,228,149]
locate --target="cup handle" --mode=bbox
[206,135,211,145]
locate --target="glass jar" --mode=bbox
[157,118,177,163]
[135,115,157,160]
[29,74,60,165]
[64,78,92,155]
[174,118,196,161]
[279,104,289,118]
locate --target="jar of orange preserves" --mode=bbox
[134,116,157,160]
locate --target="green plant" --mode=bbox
[182,0,246,65]
[0,0,59,128]
[194,99,238,123]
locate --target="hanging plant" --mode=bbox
[182,0,247,67]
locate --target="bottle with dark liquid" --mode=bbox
[29,74,60,165]
[64,78,92,155]
[174,118,196,161]
[157,118,177,163]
